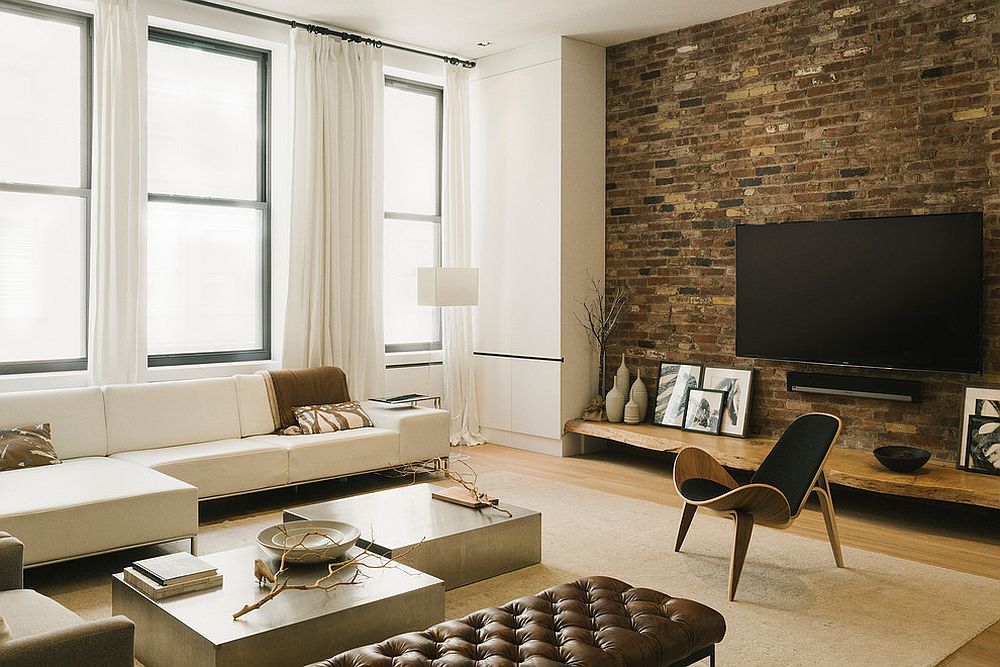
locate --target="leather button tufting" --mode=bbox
[314,576,726,667]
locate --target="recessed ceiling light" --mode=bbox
[476,41,492,47]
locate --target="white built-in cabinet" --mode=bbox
[470,38,605,456]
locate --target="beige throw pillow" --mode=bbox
[0,423,61,472]
[294,401,374,434]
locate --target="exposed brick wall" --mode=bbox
[606,0,1000,460]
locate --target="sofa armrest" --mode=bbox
[362,402,450,462]
[0,615,134,667]
[0,533,23,591]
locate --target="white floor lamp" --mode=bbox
[417,267,483,445]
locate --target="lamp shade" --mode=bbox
[417,267,479,306]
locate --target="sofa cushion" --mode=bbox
[0,424,61,472]
[103,378,241,454]
[234,374,276,437]
[251,428,399,484]
[112,439,289,499]
[0,387,107,460]
[0,590,82,639]
[0,458,198,566]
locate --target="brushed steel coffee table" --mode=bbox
[284,483,542,590]
[111,546,443,667]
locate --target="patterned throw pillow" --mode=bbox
[294,402,374,434]
[0,423,62,472]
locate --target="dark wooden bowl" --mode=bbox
[873,445,931,473]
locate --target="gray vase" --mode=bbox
[605,378,626,423]
[623,397,641,424]
[630,370,648,422]
[616,354,630,397]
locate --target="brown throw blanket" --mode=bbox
[263,367,351,431]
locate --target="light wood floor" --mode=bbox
[458,443,1000,666]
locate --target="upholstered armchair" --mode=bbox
[673,413,845,601]
[0,532,134,667]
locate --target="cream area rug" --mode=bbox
[34,472,1000,666]
[449,472,1000,667]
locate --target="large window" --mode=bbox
[0,1,91,374]
[383,77,443,353]
[146,29,270,366]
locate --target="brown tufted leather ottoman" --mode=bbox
[310,576,726,667]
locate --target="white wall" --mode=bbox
[471,37,605,456]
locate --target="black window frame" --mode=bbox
[0,0,92,375]
[383,76,444,355]
[146,27,272,367]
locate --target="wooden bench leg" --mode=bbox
[815,472,845,568]
[675,502,698,552]
[728,511,754,602]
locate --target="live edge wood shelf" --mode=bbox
[564,419,1000,511]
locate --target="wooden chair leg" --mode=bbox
[728,511,754,601]
[675,502,698,552]
[815,472,845,568]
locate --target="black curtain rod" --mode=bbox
[180,0,476,68]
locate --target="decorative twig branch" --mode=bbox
[574,271,628,397]
[232,527,421,620]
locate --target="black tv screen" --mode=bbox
[736,212,983,373]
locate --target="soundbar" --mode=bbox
[786,371,922,403]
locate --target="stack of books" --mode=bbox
[124,552,223,600]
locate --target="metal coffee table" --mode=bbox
[284,483,542,590]
[111,546,443,667]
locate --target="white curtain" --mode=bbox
[442,66,484,446]
[88,0,142,385]
[283,29,385,399]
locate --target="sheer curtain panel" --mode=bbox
[88,0,143,384]
[283,29,385,398]
[442,66,483,445]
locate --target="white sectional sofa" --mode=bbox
[0,374,449,567]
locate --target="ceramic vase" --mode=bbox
[623,397,641,424]
[630,370,648,422]
[616,354,630,396]
[605,378,626,423]
[0,615,10,643]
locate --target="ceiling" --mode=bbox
[232,0,791,58]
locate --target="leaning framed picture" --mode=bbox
[965,415,1000,476]
[652,362,703,428]
[959,386,1000,475]
[701,367,754,438]
[682,388,727,435]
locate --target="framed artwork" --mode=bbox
[701,367,754,438]
[652,362,703,428]
[682,388,727,435]
[965,414,1000,476]
[959,386,1000,474]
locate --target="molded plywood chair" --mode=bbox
[673,413,844,601]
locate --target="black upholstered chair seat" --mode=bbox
[679,478,733,502]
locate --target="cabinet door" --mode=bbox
[510,359,562,440]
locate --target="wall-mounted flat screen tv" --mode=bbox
[736,212,983,373]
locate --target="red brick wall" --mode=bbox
[605,0,1000,460]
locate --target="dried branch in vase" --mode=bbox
[574,270,628,400]
[232,526,420,620]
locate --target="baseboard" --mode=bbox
[482,428,567,457]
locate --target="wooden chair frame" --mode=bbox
[672,413,844,601]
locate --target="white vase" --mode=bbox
[605,378,626,423]
[616,354,630,397]
[630,370,648,422]
[623,397,641,424]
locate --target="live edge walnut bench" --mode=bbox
[311,577,726,667]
